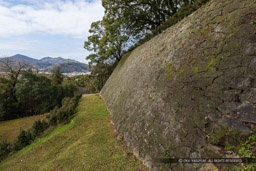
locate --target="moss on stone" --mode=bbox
[209,124,241,146]
[211,15,225,24]
[165,64,175,81]
[206,59,217,71]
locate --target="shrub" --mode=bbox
[57,111,69,123]
[227,133,256,170]
[31,120,49,139]
[0,141,11,162]
[0,94,81,163]
[16,129,33,149]
[48,114,58,126]
[47,94,81,124]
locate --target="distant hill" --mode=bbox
[0,54,88,73]
[40,57,78,65]
[0,54,47,68]
[43,62,89,73]
[11,54,39,63]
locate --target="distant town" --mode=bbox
[40,71,91,77]
[0,71,90,77]
[0,54,90,77]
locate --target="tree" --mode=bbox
[0,59,31,120]
[0,59,31,88]
[51,66,63,85]
[84,0,208,91]
[84,7,133,90]
[102,0,195,37]
[90,62,114,91]
[84,18,130,67]
[85,0,199,66]
[15,71,54,115]
[0,59,77,121]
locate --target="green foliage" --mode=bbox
[0,64,81,162]
[84,0,211,92]
[51,66,63,85]
[129,0,211,50]
[15,71,51,115]
[90,62,115,92]
[48,114,57,126]
[14,129,33,150]
[102,0,191,38]
[62,82,77,97]
[85,0,211,64]
[31,120,49,139]
[225,144,236,150]
[238,135,256,158]
[0,120,49,161]
[0,69,77,121]
[225,133,256,170]
[47,95,81,125]
[0,141,11,162]
[84,17,127,91]
[0,75,20,120]
[0,95,81,162]
[66,65,115,93]
[0,95,145,170]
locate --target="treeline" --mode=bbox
[0,94,81,162]
[0,60,77,121]
[65,65,113,93]
[84,0,210,90]
[66,75,99,93]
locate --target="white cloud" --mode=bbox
[0,0,104,38]
[0,0,10,6]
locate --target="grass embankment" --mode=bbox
[0,94,146,171]
[0,115,47,143]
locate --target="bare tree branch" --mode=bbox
[0,58,32,87]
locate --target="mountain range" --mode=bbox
[0,54,89,73]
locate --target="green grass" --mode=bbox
[0,114,47,143]
[0,94,147,171]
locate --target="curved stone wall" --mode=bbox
[101,0,256,170]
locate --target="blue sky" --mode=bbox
[0,0,104,63]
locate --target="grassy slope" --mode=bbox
[0,94,146,171]
[0,114,47,143]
